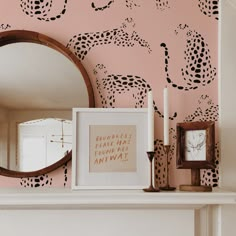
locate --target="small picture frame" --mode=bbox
[72,108,149,190]
[176,121,215,169]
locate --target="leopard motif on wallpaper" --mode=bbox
[63,162,68,187]
[184,94,219,122]
[91,0,170,11]
[67,17,151,60]
[20,174,53,188]
[155,0,169,11]
[91,0,140,11]
[0,23,11,30]
[160,24,217,91]
[93,63,177,120]
[201,142,219,187]
[20,0,68,21]
[198,0,219,20]
[19,163,68,188]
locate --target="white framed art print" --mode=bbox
[72,108,149,190]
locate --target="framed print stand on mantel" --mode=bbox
[176,121,215,192]
[72,108,149,190]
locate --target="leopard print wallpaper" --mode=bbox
[161,24,217,91]
[93,63,177,120]
[198,0,219,20]
[0,0,218,188]
[20,0,68,21]
[91,0,171,11]
[0,23,11,30]
[66,17,151,61]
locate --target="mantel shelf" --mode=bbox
[0,187,235,209]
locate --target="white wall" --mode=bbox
[220,0,236,191]
[220,1,236,235]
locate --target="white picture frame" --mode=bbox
[72,108,149,190]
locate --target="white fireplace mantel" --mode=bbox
[0,187,235,236]
[0,187,235,209]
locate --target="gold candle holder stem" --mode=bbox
[143,151,160,192]
[159,145,176,191]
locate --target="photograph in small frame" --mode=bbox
[176,121,215,169]
[185,129,206,161]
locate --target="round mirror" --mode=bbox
[0,30,94,177]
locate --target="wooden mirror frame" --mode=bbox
[0,30,95,177]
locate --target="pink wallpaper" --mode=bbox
[0,0,219,188]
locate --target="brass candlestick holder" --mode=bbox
[159,145,176,191]
[143,151,160,192]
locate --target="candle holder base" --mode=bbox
[159,185,176,191]
[143,151,160,193]
[143,185,160,192]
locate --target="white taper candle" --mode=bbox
[148,90,154,151]
[163,87,169,145]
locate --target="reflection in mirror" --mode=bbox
[0,30,94,177]
[0,42,89,109]
[0,43,87,171]
[17,118,72,172]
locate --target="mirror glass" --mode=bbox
[17,118,72,172]
[0,42,89,172]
